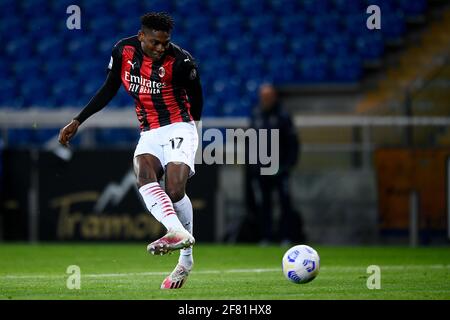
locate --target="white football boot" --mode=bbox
[147,228,195,256]
[160,264,192,289]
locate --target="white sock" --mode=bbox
[139,182,184,231]
[173,194,194,269]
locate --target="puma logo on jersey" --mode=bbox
[184,58,190,62]
[127,60,136,69]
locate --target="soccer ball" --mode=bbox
[282,245,320,284]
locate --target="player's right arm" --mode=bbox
[58,44,123,147]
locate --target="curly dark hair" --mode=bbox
[140,12,174,32]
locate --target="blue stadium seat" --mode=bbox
[247,15,276,36]
[244,78,264,97]
[81,76,105,97]
[301,0,331,14]
[97,38,120,56]
[238,0,270,16]
[200,80,214,100]
[382,11,406,41]
[80,0,113,18]
[0,64,9,80]
[171,34,193,50]
[206,0,236,16]
[399,0,427,16]
[343,14,368,35]
[215,16,245,37]
[0,18,25,40]
[221,100,240,117]
[199,58,233,79]
[237,98,253,117]
[212,77,242,103]
[183,16,213,35]
[258,36,287,60]
[289,35,319,58]
[193,37,222,61]
[270,0,301,14]
[51,79,79,106]
[332,56,362,82]
[12,61,42,81]
[322,34,352,57]
[20,0,50,17]
[66,37,99,59]
[225,36,255,60]
[142,0,173,13]
[111,0,142,16]
[311,13,341,36]
[221,96,252,117]
[27,17,55,38]
[174,0,205,15]
[300,56,330,83]
[49,0,78,14]
[83,58,107,76]
[234,57,265,79]
[0,81,18,107]
[0,0,17,16]
[87,16,119,34]
[36,38,65,59]
[44,60,73,81]
[265,56,297,84]
[108,89,131,108]
[115,10,141,26]
[202,95,220,117]
[355,33,384,61]
[20,81,51,108]
[366,0,396,12]
[333,0,366,13]
[118,16,140,35]
[278,14,310,36]
[0,0,424,117]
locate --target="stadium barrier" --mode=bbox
[1,149,217,242]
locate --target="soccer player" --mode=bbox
[58,12,203,289]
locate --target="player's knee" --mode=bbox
[165,185,185,203]
[136,175,157,188]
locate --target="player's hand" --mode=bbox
[58,119,80,147]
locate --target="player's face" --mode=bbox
[138,28,171,60]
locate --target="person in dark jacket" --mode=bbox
[245,83,305,245]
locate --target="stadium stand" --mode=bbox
[0,0,433,146]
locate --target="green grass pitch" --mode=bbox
[0,244,449,300]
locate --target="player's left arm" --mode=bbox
[180,56,203,121]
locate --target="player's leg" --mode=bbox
[165,162,194,269]
[135,154,180,229]
[134,153,193,255]
[160,162,194,289]
[160,122,198,289]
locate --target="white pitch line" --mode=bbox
[0,268,279,280]
[1,265,449,280]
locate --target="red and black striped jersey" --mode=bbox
[108,36,203,131]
